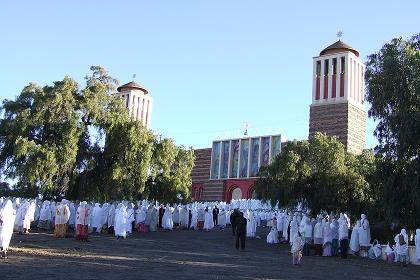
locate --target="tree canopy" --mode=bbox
[0,66,195,202]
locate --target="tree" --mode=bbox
[365,34,420,230]
[0,66,195,203]
[143,138,195,203]
[365,34,420,160]
[255,133,373,216]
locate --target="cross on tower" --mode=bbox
[337,30,343,41]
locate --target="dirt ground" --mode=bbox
[1,226,419,280]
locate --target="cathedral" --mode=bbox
[191,39,367,202]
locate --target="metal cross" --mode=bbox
[132,74,136,81]
[337,31,343,40]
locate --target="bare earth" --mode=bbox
[1,227,419,280]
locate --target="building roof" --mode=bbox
[320,40,359,57]
[117,81,149,94]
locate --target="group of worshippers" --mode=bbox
[1,196,420,266]
[264,210,420,266]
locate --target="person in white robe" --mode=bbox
[0,200,16,259]
[136,206,147,232]
[266,218,279,244]
[415,229,420,262]
[180,206,189,229]
[107,204,116,232]
[54,200,70,238]
[338,213,350,259]
[149,206,158,232]
[322,218,332,256]
[126,203,135,235]
[173,205,180,228]
[289,215,299,245]
[302,218,313,256]
[162,205,174,231]
[394,228,409,266]
[115,204,128,239]
[246,211,256,238]
[68,202,76,229]
[203,208,214,231]
[349,220,360,254]
[91,203,103,233]
[217,208,227,229]
[190,207,198,230]
[313,217,323,256]
[358,214,371,257]
[38,201,52,230]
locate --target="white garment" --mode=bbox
[350,222,360,252]
[415,229,420,261]
[162,206,173,230]
[91,203,103,229]
[394,229,409,256]
[358,215,371,246]
[0,200,16,250]
[115,205,128,238]
[203,211,214,230]
[217,210,227,227]
[246,211,256,237]
[289,217,299,244]
[267,226,279,244]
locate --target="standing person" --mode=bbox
[358,214,371,258]
[394,229,409,266]
[291,233,303,265]
[0,200,16,259]
[230,209,239,236]
[162,205,173,231]
[158,205,165,228]
[37,201,52,230]
[330,217,339,256]
[322,218,332,257]
[415,229,420,262]
[313,217,323,256]
[115,204,128,239]
[203,208,214,231]
[289,215,298,245]
[302,218,313,256]
[91,203,103,234]
[75,202,90,241]
[218,208,227,229]
[246,210,256,238]
[149,206,158,232]
[338,213,350,259]
[213,205,219,227]
[136,206,147,233]
[235,212,247,251]
[54,200,70,238]
[350,221,360,255]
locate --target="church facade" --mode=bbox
[191,40,366,201]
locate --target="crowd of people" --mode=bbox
[0,196,419,267]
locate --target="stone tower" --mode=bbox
[116,80,153,129]
[309,40,366,154]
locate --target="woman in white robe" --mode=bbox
[115,204,128,239]
[358,214,371,257]
[246,211,256,238]
[38,201,52,230]
[190,208,198,230]
[217,208,227,229]
[350,220,360,254]
[0,200,16,258]
[91,203,103,233]
[394,228,409,266]
[415,229,420,262]
[203,208,214,231]
[289,215,299,245]
[162,205,174,231]
[266,219,279,244]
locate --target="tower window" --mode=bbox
[333,58,337,74]
[324,59,329,75]
[316,61,321,76]
[341,57,345,74]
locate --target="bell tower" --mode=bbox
[309,39,366,154]
[116,79,153,129]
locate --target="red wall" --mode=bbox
[224,178,257,202]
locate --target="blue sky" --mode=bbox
[1,1,418,149]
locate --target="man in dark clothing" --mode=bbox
[158,205,164,228]
[213,206,219,227]
[188,209,192,229]
[230,209,239,236]
[235,212,247,251]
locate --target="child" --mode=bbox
[291,232,303,265]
